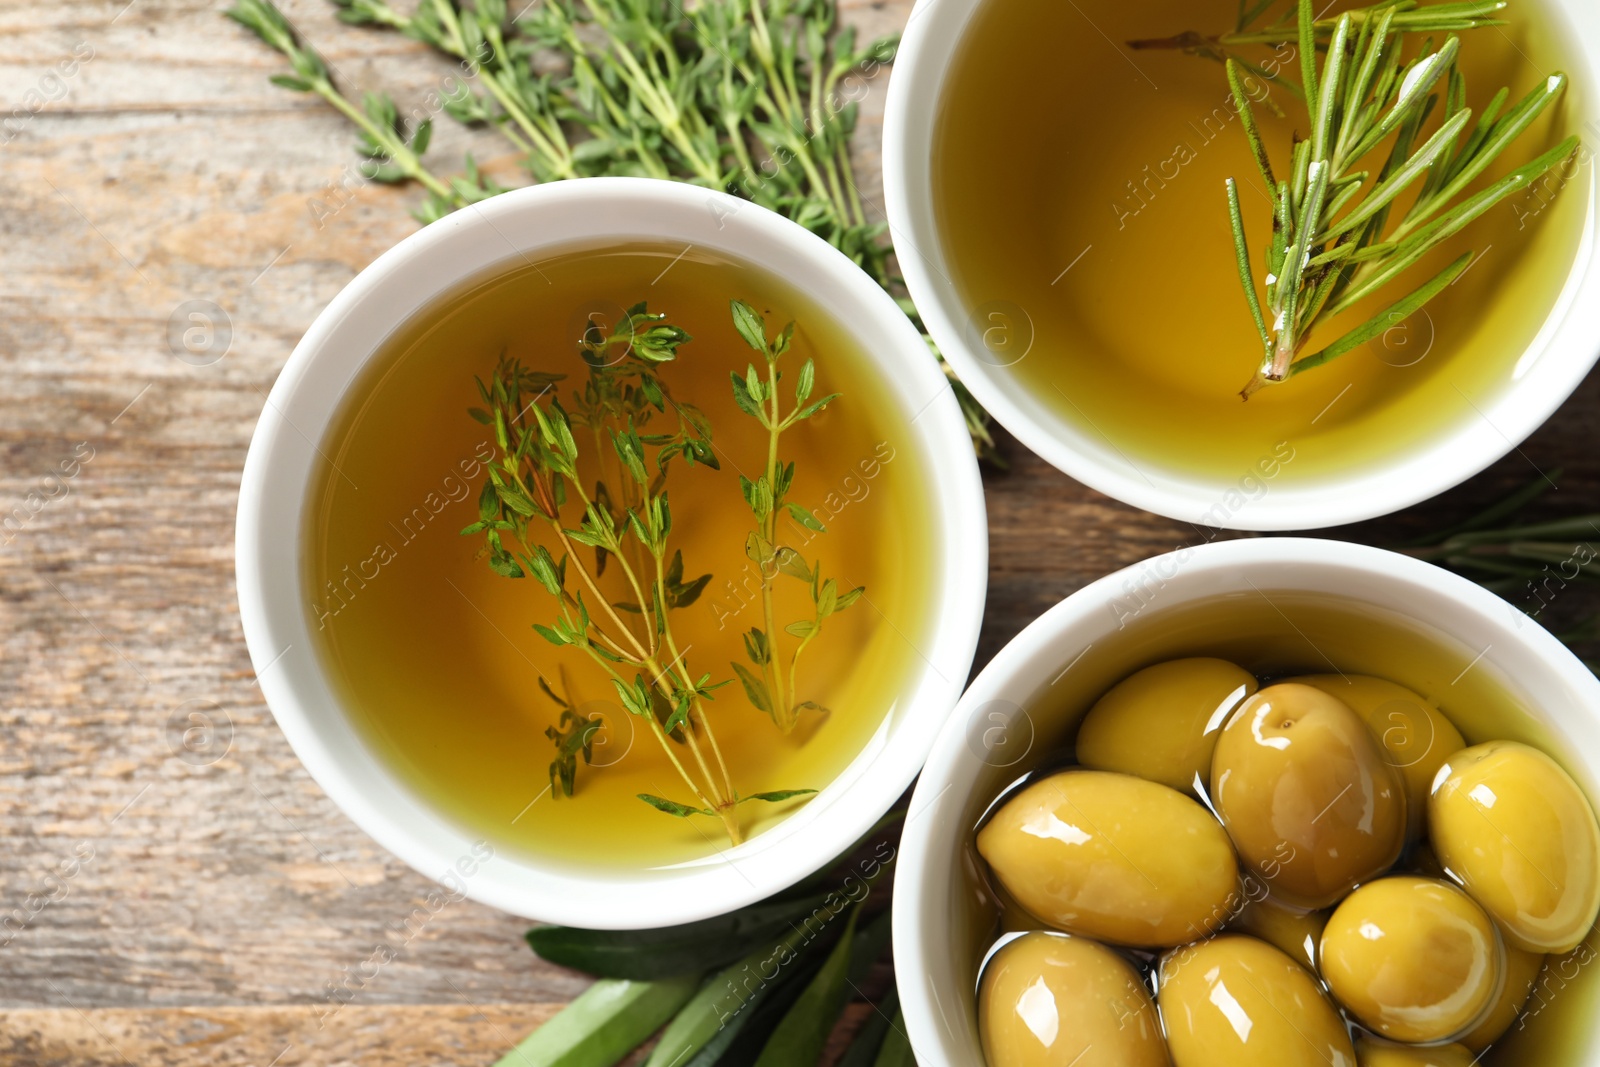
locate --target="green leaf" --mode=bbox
[532,623,567,646]
[1292,251,1472,378]
[732,662,773,714]
[776,548,812,583]
[1409,70,1570,231]
[490,975,701,1067]
[1225,60,1275,192]
[1330,134,1578,315]
[871,1009,915,1067]
[752,908,859,1067]
[730,299,768,353]
[1224,178,1269,357]
[785,619,816,639]
[269,73,313,92]
[789,392,840,423]
[836,985,900,1067]
[783,502,825,532]
[496,483,538,517]
[743,627,771,666]
[739,789,817,804]
[525,894,841,981]
[795,358,816,403]
[1327,107,1473,239]
[637,793,714,818]
[730,370,763,419]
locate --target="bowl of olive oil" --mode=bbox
[885,0,1600,529]
[236,178,987,927]
[893,538,1600,1067]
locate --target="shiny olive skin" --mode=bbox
[1159,934,1355,1067]
[1430,741,1600,953]
[1354,1037,1477,1066]
[979,932,1168,1067]
[977,770,1239,947]
[1321,876,1502,1044]
[1286,674,1464,840]
[1211,683,1407,908]
[1460,939,1543,1052]
[1228,893,1328,973]
[1077,657,1257,794]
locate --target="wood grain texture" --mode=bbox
[0,0,1596,1064]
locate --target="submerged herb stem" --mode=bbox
[1141,0,1579,396]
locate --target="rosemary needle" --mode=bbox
[1139,0,1580,397]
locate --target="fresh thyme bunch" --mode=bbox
[462,300,855,843]
[226,0,1001,462]
[1139,0,1579,398]
[726,302,863,732]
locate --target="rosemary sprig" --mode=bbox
[1143,0,1579,398]
[726,300,863,732]
[227,0,1002,463]
[1398,470,1600,672]
[464,300,857,842]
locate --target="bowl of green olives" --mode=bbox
[895,537,1600,1067]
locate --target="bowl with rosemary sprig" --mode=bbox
[895,537,1600,1067]
[885,0,1599,530]
[235,178,986,927]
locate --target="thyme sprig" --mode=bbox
[464,300,855,842]
[726,301,863,732]
[226,0,1002,463]
[1142,0,1578,398]
[227,0,471,205]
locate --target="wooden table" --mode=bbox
[1,1,1596,1063]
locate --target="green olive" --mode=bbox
[979,932,1167,1067]
[1429,741,1600,953]
[1076,657,1258,793]
[1321,876,1501,1044]
[1354,1037,1477,1066]
[1286,674,1465,840]
[1158,934,1354,1067]
[1211,683,1407,908]
[977,769,1239,947]
[1228,892,1328,973]
[1459,939,1543,1052]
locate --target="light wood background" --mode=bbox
[1,0,1596,1064]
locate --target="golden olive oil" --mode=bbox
[955,592,1600,1064]
[303,243,937,870]
[934,0,1591,487]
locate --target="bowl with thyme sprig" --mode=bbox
[885,0,1600,530]
[236,177,986,927]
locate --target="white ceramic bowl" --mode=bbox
[883,0,1600,530]
[894,537,1600,1066]
[236,178,987,928]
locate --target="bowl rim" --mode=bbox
[235,176,988,928]
[892,536,1600,1066]
[882,0,1600,531]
